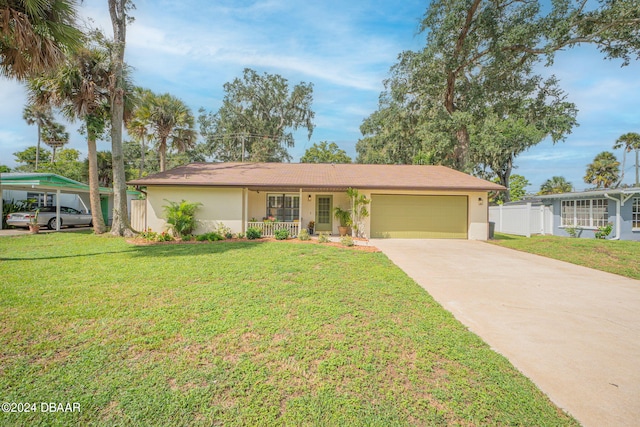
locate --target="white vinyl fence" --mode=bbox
[130,199,146,232]
[489,203,553,237]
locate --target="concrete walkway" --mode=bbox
[374,239,640,427]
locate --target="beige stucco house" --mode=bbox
[129,162,504,240]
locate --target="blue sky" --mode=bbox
[1,0,639,192]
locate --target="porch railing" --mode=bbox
[247,221,300,237]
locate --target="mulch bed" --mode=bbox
[126,236,381,252]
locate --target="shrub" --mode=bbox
[318,232,330,243]
[139,229,158,241]
[274,228,289,240]
[216,222,233,239]
[196,232,224,242]
[163,199,202,238]
[298,228,310,241]
[340,235,354,246]
[156,231,173,242]
[246,227,262,240]
[565,226,579,238]
[139,229,174,242]
[235,232,246,239]
[595,223,613,239]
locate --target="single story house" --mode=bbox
[536,187,640,241]
[128,162,504,240]
[0,173,140,229]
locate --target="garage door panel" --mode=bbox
[371,195,467,239]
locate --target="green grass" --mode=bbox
[0,232,578,426]
[490,233,640,280]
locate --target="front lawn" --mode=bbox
[490,233,640,280]
[0,233,577,426]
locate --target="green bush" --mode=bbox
[216,222,233,239]
[139,229,174,242]
[2,199,33,228]
[298,228,310,241]
[196,232,224,242]
[340,235,354,246]
[595,223,613,239]
[163,199,202,238]
[318,232,330,243]
[274,228,289,240]
[565,226,579,238]
[246,227,262,240]
[235,232,246,239]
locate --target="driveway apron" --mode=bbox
[374,239,640,427]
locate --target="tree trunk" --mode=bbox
[617,150,626,187]
[35,122,41,171]
[159,139,167,172]
[454,127,470,171]
[636,150,640,187]
[497,157,513,204]
[139,135,145,178]
[109,0,134,237]
[87,126,106,234]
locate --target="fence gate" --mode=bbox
[489,203,553,237]
[130,199,146,232]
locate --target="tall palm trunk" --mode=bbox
[109,0,134,237]
[636,149,640,187]
[35,122,41,170]
[139,135,145,178]
[159,138,167,172]
[87,124,106,234]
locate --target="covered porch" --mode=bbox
[244,187,350,237]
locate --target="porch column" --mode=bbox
[56,189,61,231]
[243,188,248,233]
[299,188,302,224]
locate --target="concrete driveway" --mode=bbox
[374,239,640,427]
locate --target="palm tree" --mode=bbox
[613,132,640,187]
[22,103,54,170]
[0,0,83,79]
[41,120,69,162]
[147,93,196,172]
[126,87,155,178]
[539,176,573,195]
[584,151,620,189]
[28,46,111,234]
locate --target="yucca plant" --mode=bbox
[163,199,202,238]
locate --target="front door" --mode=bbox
[315,196,332,232]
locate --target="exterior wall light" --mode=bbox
[478,197,483,205]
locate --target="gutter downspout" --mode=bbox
[603,193,621,240]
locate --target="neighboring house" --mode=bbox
[0,173,140,229]
[128,162,505,240]
[537,187,640,241]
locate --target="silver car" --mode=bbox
[6,206,93,229]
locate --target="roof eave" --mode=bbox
[127,181,503,192]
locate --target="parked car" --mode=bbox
[6,206,93,229]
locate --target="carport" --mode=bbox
[0,173,112,231]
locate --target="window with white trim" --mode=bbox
[633,198,640,230]
[561,199,608,228]
[266,194,300,222]
[27,192,54,206]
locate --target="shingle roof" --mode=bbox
[128,162,505,191]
